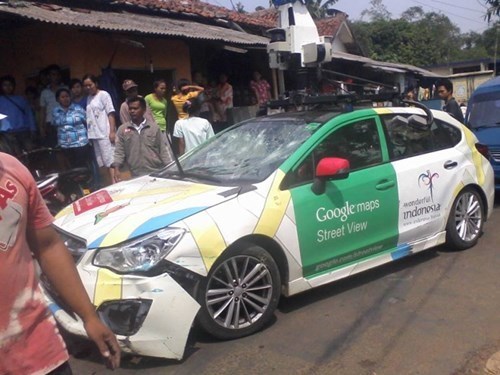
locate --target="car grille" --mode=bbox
[56,229,87,264]
[490,149,500,163]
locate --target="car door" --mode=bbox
[285,117,399,279]
[381,114,464,244]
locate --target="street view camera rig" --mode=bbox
[266,0,400,109]
[267,0,332,70]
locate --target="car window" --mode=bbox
[159,118,313,184]
[467,91,500,128]
[285,119,382,186]
[381,115,461,161]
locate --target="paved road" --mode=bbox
[69,200,500,375]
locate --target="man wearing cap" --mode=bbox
[119,79,155,126]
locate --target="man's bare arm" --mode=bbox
[28,225,120,369]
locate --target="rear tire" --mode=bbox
[196,244,281,340]
[445,187,484,250]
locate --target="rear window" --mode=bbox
[468,91,500,128]
[381,115,461,160]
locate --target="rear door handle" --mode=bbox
[376,179,395,190]
[444,160,458,169]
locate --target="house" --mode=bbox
[0,0,272,127]
[1,0,439,126]
[425,58,499,103]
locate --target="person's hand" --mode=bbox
[84,316,121,369]
[113,169,121,184]
[109,131,116,144]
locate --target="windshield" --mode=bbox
[159,118,313,184]
[468,91,500,128]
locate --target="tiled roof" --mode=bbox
[316,15,344,37]
[111,0,277,28]
[0,2,269,45]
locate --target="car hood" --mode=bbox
[472,127,500,146]
[53,175,240,249]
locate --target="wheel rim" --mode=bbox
[205,255,274,330]
[454,192,482,242]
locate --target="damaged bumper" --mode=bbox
[41,270,200,359]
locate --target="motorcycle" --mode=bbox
[19,148,92,215]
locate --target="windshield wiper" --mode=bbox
[183,172,223,183]
[166,134,185,178]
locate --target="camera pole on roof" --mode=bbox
[266,0,400,110]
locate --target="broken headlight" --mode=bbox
[93,228,185,273]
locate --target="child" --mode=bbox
[173,98,214,155]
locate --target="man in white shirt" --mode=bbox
[173,99,214,155]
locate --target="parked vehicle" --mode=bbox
[19,148,92,215]
[465,76,500,189]
[41,104,494,360]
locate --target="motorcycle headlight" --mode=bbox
[93,228,185,273]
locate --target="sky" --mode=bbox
[206,0,493,34]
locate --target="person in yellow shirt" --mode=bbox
[171,78,204,120]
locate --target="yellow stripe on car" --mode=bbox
[99,184,215,247]
[93,268,122,306]
[462,126,485,185]
[185,211,227,271]
[254,170,291,237]
[373,108,393,115]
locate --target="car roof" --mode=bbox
[259,104,381,125]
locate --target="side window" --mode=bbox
[429,119,461,149]
[382,115,461,160]
[286,119,382,186]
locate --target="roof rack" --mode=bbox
[267,90,402,111]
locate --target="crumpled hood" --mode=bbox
[54,175,240,249]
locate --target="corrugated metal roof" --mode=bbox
[0,3,269,46]
[333,51,441,78]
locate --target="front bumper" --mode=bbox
[41,270,200,359]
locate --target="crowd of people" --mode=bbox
[0,64,273,189]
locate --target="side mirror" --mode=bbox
[311,157,350,195]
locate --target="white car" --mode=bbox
[42,104,494,360]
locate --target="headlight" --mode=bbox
[93,228,185,273]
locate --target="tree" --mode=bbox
[360,0,391,22]
[485,0,500,22]
[235,2,246,13]
[303,0,339,19]
[401,6,425,22]
[351,9,463,66]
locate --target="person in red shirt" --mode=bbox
[250,71,272,117]
[0,152,120,374]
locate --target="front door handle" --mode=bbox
[444,160,458,169]
[376,179,395,190]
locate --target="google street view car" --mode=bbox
[42,102,494,359]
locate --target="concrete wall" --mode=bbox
[450,72,494,103]
[1,23,191,92]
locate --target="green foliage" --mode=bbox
[351,3,497,66]
[304,0,339,19]
[485,0,500,21]
[360,0,391,21]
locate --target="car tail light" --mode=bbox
[39,183,58,196]
[475,143,490,159]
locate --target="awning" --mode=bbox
[332,51,441,78]
[0,3,269,46]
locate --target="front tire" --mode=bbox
[196,245,281,340]
[445,187,484,250]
